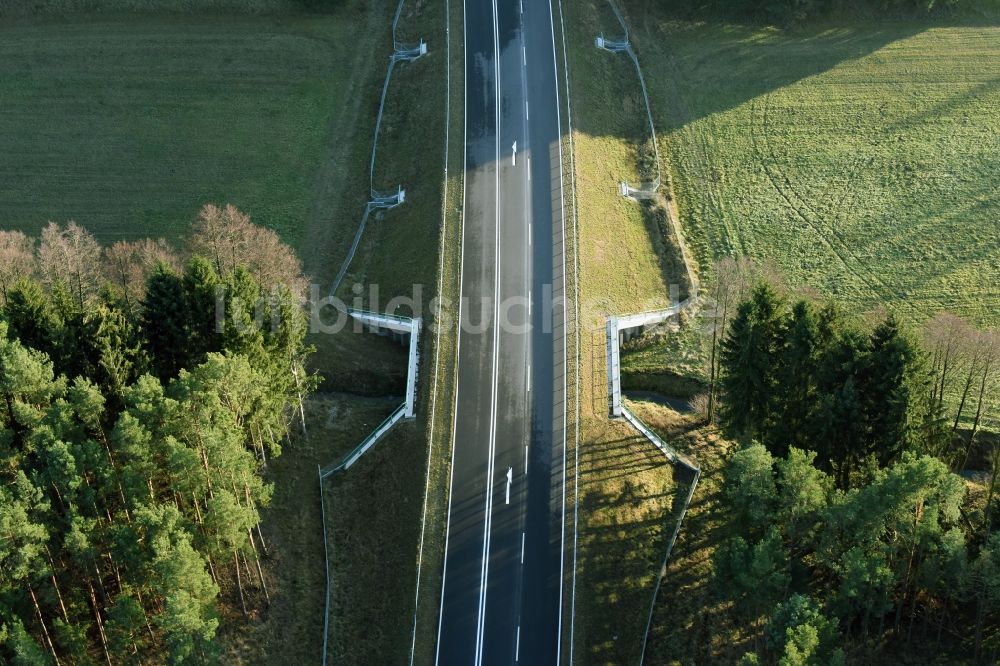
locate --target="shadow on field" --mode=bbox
[565,0,997,137]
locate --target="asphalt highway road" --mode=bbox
[436,0,568,663]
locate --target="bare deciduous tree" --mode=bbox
[0,230,37,303]
[104,238,180,311]
[188,204,307,297]
[38,221,102,308]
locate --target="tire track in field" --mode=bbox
[750,93,921,314]
[656,41,744,259]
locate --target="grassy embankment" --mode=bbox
[558,0,702,663]
[0,1,459,662]
[287,0,460,663]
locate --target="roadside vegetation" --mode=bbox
[557,0,694,661]
[0,214,313,665]
[644,277,1000,663]
[564,0,1000,663]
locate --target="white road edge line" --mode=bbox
[515,624,521,661]
[414,0,453,659]
[433,0,468,660]
[546,0,570,662]
[474,0,504,661]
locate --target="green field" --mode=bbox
[627,14,1000,324]
[0,12,359,248]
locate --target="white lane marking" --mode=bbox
[521,532,526,564]
[474,0,504,662]
[505,467,512,505]
[525,99,529,121]
[528,222,532,245]
[524,445,529,474]
[515,625,521,662]
[512,140,517,166]
[527,155,531,181]
[522,45,527,65]
[528,291,532,316]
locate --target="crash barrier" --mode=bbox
[319,307,421,664]
[594,0,699,306]
[604,301,701,665]
[330,0,427,298]
[594,0,660,198]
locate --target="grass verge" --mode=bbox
[228,0,457,661]
[557,0,696,662]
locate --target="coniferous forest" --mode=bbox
[0,205,314,664]
[713,282,1000,662]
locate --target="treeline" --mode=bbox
[0,205,314,664]
[628,0,998,24]
[711,277,1000,661]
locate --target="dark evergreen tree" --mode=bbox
[720,283,786,441]
[141,264,192,381]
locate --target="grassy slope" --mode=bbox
[0,11,367,246]
[559,0,693,663]
[307,0,454,662]
[627,12,1000,326]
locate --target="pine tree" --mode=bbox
[720,284,786,441]
[769,300,822,456]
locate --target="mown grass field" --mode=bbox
[625,12,1000,325]
[0,11,371,248]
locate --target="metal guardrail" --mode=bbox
[638,466,700,665]
[330,0,426,300]
[321,405,408,479]
[606,299,695,417]
[595,0,661,197]
[604,302,701,666]
[318,308,421,665]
